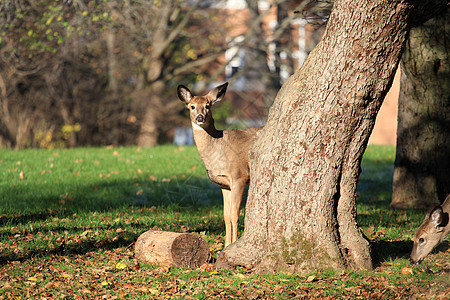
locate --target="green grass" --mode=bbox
[0,145,448,299]
[0,146,219,213]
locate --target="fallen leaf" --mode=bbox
[306,275,317,282]
[154,266,170,275]
[101,280,113,287]
[273,285,284,292]
[19,171,25,180]
[80,230,92,238]
[401,266,413,275]
[200,263,214,271]
[27,277,38,282]
[148,288,159,295]
[116,262,127,269]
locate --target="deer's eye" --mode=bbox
[190,105,195,110]
[418,238,425,244]
[205,104,210,110]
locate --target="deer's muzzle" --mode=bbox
[196,115,205,124]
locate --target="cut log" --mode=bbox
[135,230,210,268]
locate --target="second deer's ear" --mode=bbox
[177,85,192,104]
[430,206,443,228]
[207,82,228,104]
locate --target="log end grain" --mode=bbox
[171,233,210,268]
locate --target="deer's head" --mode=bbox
[177,83,228,129]
[410,204,449,265]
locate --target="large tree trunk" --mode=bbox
[216,0,413,273]
[391,9,450,209]
[136,1,172,147]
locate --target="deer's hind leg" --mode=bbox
[230,180,246,244]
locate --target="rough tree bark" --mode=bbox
[217,0,414,273]
[391,8,450,209]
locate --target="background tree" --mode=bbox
[0,0,110,148]
[0,0,230,148]
[133,1,227,146]
[391,8,450,209]
[217,0,447,273]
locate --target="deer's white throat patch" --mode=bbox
[192,122,204,131]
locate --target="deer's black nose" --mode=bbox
[196,115,205,123]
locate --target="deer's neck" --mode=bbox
[192,119,223,147]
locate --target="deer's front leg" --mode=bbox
[221,188,232,247]
[230,181,246,244]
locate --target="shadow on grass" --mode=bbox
[0,212,59,227]
[0,229,139,266]
[0,176,222,224]
[371,240,412,266]
[371,240,450,268]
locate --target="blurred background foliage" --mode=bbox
[0,0,328,148]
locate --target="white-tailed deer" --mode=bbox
[177,82,262,246]
[410,194,450,265]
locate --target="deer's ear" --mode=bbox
[177,85,192,104]
[430,206,443,228]
[207,82,228,104]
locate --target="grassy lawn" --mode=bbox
[0,145,448,299]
